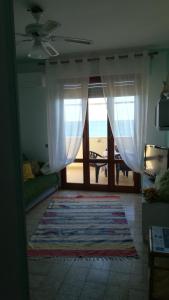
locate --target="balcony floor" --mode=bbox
[66,164,134,186]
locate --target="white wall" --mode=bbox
[18,72,48,161]
[146,52,168,147]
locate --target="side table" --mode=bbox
[149,226,169,300]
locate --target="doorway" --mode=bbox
[61,78,140,193]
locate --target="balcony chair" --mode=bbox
[89,151,107,183]
[115,152,131,184]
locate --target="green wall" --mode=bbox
[18,71,48,161]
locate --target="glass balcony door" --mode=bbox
[61,81,140,192]
[88,97,108,185]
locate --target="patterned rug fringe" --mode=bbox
[28,255,139,261]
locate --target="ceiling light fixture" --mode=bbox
[28,39,59,59]
[28,39,48,59]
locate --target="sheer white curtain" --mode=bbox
[46,63,88,172]
[101,54,149,173]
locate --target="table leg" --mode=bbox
[149,254,154,300]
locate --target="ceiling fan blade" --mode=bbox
[50,35,92,45]
[16,39,33,45]
[41,42,59,57]
[15,33,28,37]
[40,20,61,35]
[63,38,92,45]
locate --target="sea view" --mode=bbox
[65,120,134,137]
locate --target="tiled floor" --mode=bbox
[26,190,149,300]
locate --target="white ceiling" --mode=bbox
[14,0,169,60]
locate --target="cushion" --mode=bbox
[155,169,169,202]
[30,160,41,176]
[24,173,59,207]
[23,162,34,181]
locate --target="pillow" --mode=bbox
[23,162,34,181]
[143,187,159,203]
[155,169,166,190]
[30,160,41,176]
[155,169,169,202]
[40,162,51,175]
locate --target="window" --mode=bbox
[114,96,134,137]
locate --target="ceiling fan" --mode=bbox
[16,5,93,59]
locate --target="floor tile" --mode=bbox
[103,285,121,300]
[110,260,132,274]
[108,271,130,285]
[129,273,149,290]
[128,288,148,300]
[54,292,79,300]
[64,265,90,284]
[29,274,45,289]
[27,190,149,300]
[86,267,109,284]
[91,259,112,271]
[79,281,106,300]
[57,281,83,298]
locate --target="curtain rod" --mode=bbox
[38,51,158,66]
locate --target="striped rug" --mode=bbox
[28,195,138,259]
